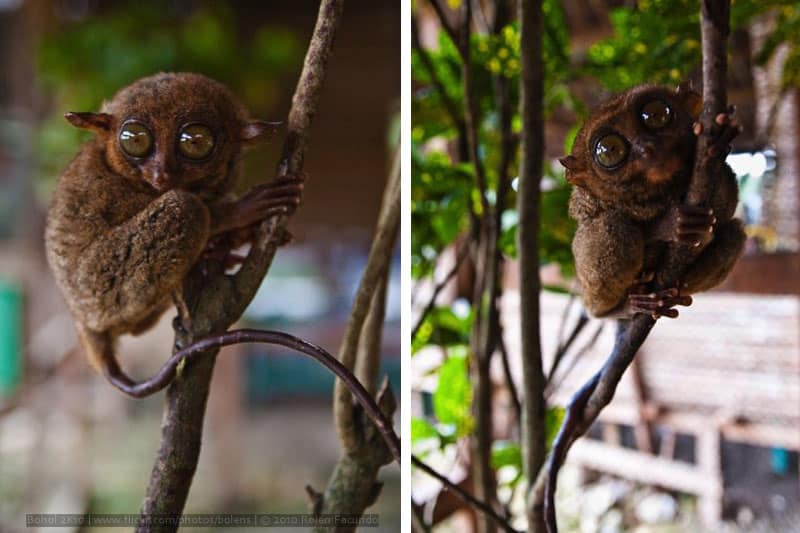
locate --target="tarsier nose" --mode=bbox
[633,140,657,160]
[147,168,174,192]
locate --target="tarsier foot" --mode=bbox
[628,286,692,319]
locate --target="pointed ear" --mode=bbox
[559,156,589,186]
[558,155,582,171]
[675,82,702,120]
[239,120,280,145]
[65,112,113,133]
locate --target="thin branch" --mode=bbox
[428,0,460,49]
[412,455,521,533]
[545,311,589,385]
[334,147,401,453]
[543,2,732,531]
[354,272,389,397]
[138,1,345,527]
[545,322,604,400]
[497,332,522,425]
[411,239,470,341]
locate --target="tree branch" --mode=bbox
[411,239,470,341]
[518,0,547,531]
[542,2,732,531]
[137,2,345,529]
[333,147,400,453]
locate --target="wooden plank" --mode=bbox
[568,439,717,495]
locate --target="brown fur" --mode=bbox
[561,84,745,317]
[45,72,288,371]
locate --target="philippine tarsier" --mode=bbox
[45,72,303,377]
[560,83,745,318]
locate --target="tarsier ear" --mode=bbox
[239,120,281,145]
[675,81,702,120]
[65,112,113,133]
[559,155,589,186]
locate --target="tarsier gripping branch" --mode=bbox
[561,83,745,320]
[44,72,304,390]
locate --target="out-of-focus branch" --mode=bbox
[315,147,400,529]
[518,0,547,532]
[334,148,400,452]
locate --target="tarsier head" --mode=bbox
[559,83,702,204]
[65,72,276,197]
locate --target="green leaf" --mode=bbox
[546,406,566,450]
[411,417,440,443]
[491,440,522,470]
[433,352,473,437]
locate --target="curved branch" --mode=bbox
[543,1,732,531]
[104,328,399,463]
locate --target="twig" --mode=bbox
[412,455,521,533]
[411,239,470,341]
[545,322,604,400]
[138,1,345,528]
[542,2,732,531]
[497,332,522,425]
[545,311,589,385]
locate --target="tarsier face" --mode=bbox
[560,84,702,202]
[65,72,275,197]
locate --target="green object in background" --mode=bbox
[0,279,22,394]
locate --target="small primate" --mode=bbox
[560,83,745,318]
[45,72,303,378]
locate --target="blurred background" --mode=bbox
[411,1,799,532]
[0,1,400,531]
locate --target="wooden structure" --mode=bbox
[501,291,800,528]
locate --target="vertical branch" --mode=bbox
[137,2,345,529]
[334,149,400,451]
[316,148,400,528]
[518,1,547,531]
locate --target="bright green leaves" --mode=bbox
[412,306,473,354]
[411,150,473,279]
[585,0,701,90]
[433,350,474,437]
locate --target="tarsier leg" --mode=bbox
[682,219,746,293]
[572,213,645,317]
[75,189,209,333]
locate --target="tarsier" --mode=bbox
[560,83,745,318]
[45,72,303,380]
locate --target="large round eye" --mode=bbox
[641,100,672,129]
[594,133,629,169]
[119,121,153,158]
[178,124,215,160]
